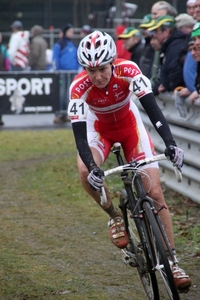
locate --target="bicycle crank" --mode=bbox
[121,249,138,267]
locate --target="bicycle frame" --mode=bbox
[102,143,181,300]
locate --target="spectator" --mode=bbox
[151,1,169,19]
[80,24,92,37]
[148,15,186,94]
[29,25,48,70]
[182,38,197,96]
[173,38,198,117]
[186,0,196,18]
[156,2,178,18]
[194,0,200,21]
[176,13,196,34]
[45,46,53,70]
[175,13,196,66]
[179,5,200,100]
[118,27,144,66]
[0,32,10,72]
[8,20,30,71]
[139,14,155,78]
[188,22,200,103]
[115,24,131,60]
[0,32,10,126]
[52,23,80,123]
[151,1,177,19]
[150,36,162,95]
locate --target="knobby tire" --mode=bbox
[143,202,180,300]
[120,190,159,300]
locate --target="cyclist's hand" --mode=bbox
[87,167,105,191]
[165,145,184,170]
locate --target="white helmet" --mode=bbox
[77,30,117,67]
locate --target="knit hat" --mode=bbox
[81,24,92,34]
[139,14,155,29]
[186,0,196,5]
[175,13,196,28]
[148,15,175,31]
[11,20,23,29]
[118,27,141,39]
[192,22,200,37]
[188,37,194,46]
[62,23,73,35]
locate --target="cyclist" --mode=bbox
[68,30,191,291]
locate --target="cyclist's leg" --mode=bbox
[77,147,112,210]
[122,108,191,289]
[77,138,128,249]
[142,167,191,290]
[121,111,175,248]
[142,167,175,248]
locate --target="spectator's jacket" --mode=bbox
[52,37,79,71]
[8,31,30,69]
[160,30,186,91]
[115,25,131,60]
[195,62,200,94]
[183,51,196,93]
[129,40,145,67]
[151,51,163,95]
[0,43,10,71]
[139,36,155,78]
[29,26,48,70]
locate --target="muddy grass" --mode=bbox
[0,130,200,299]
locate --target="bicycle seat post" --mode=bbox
[111,143,125,166]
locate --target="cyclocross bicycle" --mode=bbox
[100,142,182,300]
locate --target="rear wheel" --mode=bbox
[119,190,159,300]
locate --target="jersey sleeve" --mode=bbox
[129,74,152,99]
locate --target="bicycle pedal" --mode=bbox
[178,287,190,294]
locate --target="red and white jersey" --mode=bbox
[68,59,157,163]
[68,58,152,125]
[8,31,30,69]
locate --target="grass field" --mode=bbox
[0,129,200,300]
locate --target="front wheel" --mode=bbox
[143,202,180,300]
[119,190,159,300]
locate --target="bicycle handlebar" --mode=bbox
[100,153,182,206]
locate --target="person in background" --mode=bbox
[186,0,196,18]
[150,35,162,95]
[188,22,200,103]
[148,15,186,94]
[52,23,80,123]
[29,25,48,70]
[8,20,29,71]
[155,2,178,18]
[115,24,131,60]
[176,13,196,35]
[180,38,197,99]
[80,24,92,38]
[180,0,200,99]
[68,30,191,292]
[0,32,10,126]
[139,14,155,78]
[45,45,53,71]
[117,27,144,66]
[175,13,196,66]
[194,0,200,21]
[151,1,177,19]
